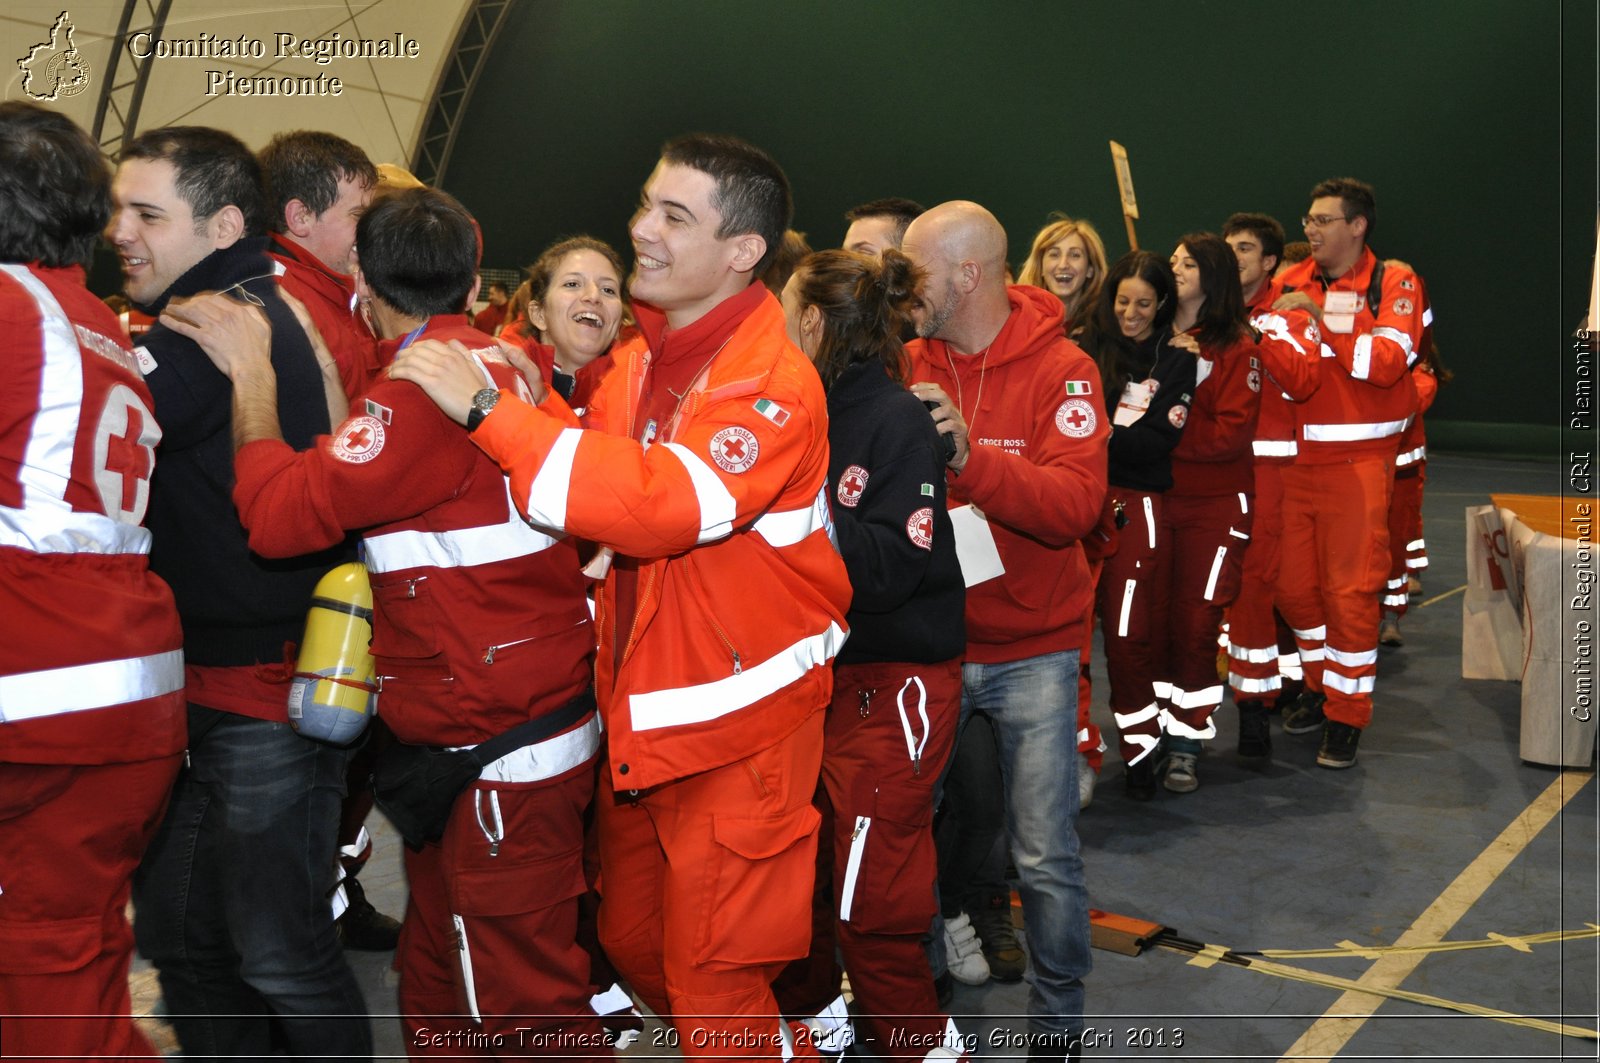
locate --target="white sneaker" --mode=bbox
[942,912,991,985]
[1077,751,1097,810]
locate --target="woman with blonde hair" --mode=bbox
[1017,215,1109,336]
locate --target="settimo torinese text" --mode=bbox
[128,30,422,97]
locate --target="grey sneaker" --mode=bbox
[969,892,1026,983]
[1162,751,1199,793]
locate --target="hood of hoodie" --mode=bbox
[923,284,1067,373]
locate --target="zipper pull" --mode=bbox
[913,754,922,777]
[488,839,500,857]
[484,645,497,664]
[850,815,867,841]
[732,651,742,675]
[858,689,872,717]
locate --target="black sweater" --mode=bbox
[138,238,354,666]
[1094,331,1197,493]
[826,360,965,665]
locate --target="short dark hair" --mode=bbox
[488,280,510,296]
[1309,177,1377,241]
[122,126,266,236]
[257,130,376,234]
[0,102,110,267]
[660,133,792,275]
[843,196,927,246]
[1222,212,1286,269]
[356,187,478,318]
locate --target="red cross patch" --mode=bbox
[1055,398,1097,438]
[1169,404,1189,428]
[332,415,386,464]
[837,464,869,508]
[1247,368,1262,393]
[906,506,934,550]
[1393,298,1413,317]
[709,426,760,474]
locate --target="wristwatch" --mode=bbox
[466,388,501,433]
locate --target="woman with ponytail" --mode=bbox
[773,249,968,1058]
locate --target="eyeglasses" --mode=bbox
[1301,213,1352,229]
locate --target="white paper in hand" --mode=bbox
[950,504,1005,588]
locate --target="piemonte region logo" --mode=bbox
[18,11,92,102]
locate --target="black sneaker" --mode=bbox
[1317,721,1361,769]
[337,875,402,951]
[1237,702,1272,762]
[1124,759,1157,801]
[969,892,1026,983]
[1282,690,1327,735]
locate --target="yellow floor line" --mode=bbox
[1419,583,1467,608]
[1278,769,1595,1062]
[1259,924,1600,960]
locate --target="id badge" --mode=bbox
[1114,379,1156,427]
[1323,290,1358,334]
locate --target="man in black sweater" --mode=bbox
[110,126,371,1059]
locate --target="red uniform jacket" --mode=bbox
[1170,331,1261,497]
[1243,278,1322,464]
[232,317,594,746]
[908,285,1109,663]
[269,233,380,402]
[0,264,185,764]
[473,287,852,791]
[1278,249,1423,463]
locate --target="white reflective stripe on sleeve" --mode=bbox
[1253,439,1297,457]
[1303,418,1410,442]
[1228,643,1278,664]
[458,710,601,783]
[1372,326,1416,366]
[628,622,847,731]
[0,648,184,723]
[1170,683,1224,710]
[1203,546,1227,601]
[1396,445,1426,466]
[752,485,830,548]
[839,815,871,922]
[1252,312,1307,354]
[453,914,482,1022]
[0,505,151,555]
[1117,579,1137,638]
[659,442,736,543]
[4,265,81,509]
[1325,646,1378,668]
[522,427,583,530]
[1324,671,1376,694]
[1231,675,1282,693]
[1320,342,1338,359]
[363,505,560,574]
[1113,702,1159,728]
[1159,707,1217,740]
[1351,334,1374,380]
[1143,496,1156,550]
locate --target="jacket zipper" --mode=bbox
[684,553,742,674]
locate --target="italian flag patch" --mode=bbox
[753,398,790,427]
[1064,380,1093,396]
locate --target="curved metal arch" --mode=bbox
[410,0,514,186]
[90,0,173,159]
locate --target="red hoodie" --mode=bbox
[908,285,1108,663]
[268,233,380,401]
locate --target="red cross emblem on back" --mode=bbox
[106,404,153,511]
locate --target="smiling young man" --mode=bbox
[107,126,371,1058]
[391,133,851,1059]
[1272,179,1424,769]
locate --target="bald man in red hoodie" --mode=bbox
[905,201,1107,1063]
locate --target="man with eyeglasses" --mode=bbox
[1270,178,1425,770]
[107,126,372,1058]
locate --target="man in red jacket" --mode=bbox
[0,100,186,1063]
[904,201,1108,1061]
[1274,179,1423,768]
[391,134,852,1059]
[165,187,611,1055]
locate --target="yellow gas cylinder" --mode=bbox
[288,562,377,744]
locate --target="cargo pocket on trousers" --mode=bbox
[0,913,100,975]
[838,784,936,936]
[695,803,821,970]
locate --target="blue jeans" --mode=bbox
[133,706,372,1061]
[962,650,1090,1036]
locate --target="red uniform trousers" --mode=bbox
[1227,464,1289,706]
[1098,488,1169,766]
[597,716,825,1062]
[1276,458,1395,729]
[1158,492,1252,738]
[774,659,964,1060]
[399,762,608,1059]
[0,755,181,1061]
[1382,464,1427,618]
[1075,562,1105,772]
